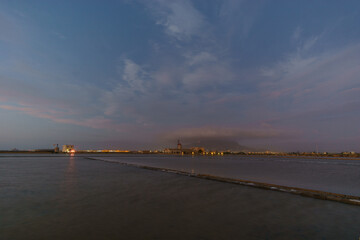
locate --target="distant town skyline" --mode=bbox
[1,0,360,152]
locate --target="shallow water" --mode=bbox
[1,154,360,239]
[96,154,360,196]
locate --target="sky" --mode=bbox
[1,0,360,152]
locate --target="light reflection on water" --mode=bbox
[60,155,77,201]
[1,154,360,240]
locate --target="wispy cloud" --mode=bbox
[219,0,263,39]
[256,40,360,146]
[52,31,66,40]
[119,59,150,92]
[292,26,302,41]
[147,0,205,41]
[0,10,25,43]
[185,51,217,66]
[0,60,126,132]
[0,102,129,132]
[102,50,240,127]
[260,42,360,104]
[2,0,360,150]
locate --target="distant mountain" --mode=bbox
[183,139,261,152]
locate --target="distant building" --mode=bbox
[54,144,60,153]
[62,145,75,153]
[164,140,204,155]
[177,140,182,150]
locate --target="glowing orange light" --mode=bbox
[70,149,76,153]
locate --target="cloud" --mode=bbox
[1,53,235,134]
[146,0,205,41]
[182,63,235,90]
[185,51,217,66]
[4,0,359,151]
[291,27,320,53]
[260,40,360,100]
[162,126,291,142]
[52,31,66,40]
[0,11,23,43]
[292,26,302,41]
[120,59,150,92]
[0,70,104,116]
[103,58,152,118]
[0,59,129,132]
[0,103,130,132]
[302,36,318,52]
[219,0,262,39]
[103,53,239,125]
[256,41,360,142]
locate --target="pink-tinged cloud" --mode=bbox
[209,95,246,105]
[0,104,129,132]
[267,88,292,99]
[162,125,294,141]
[340,87,360,95]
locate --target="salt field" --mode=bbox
[1,154,360,239]
[95,154,360,197]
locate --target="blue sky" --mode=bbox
[1,0,360,151]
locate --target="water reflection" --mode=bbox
[67,155,76,175]
[60,155,77,200]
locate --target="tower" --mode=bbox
[177,139,182,150]
[53,144,59,153]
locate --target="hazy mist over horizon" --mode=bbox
[1,0,360,152]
